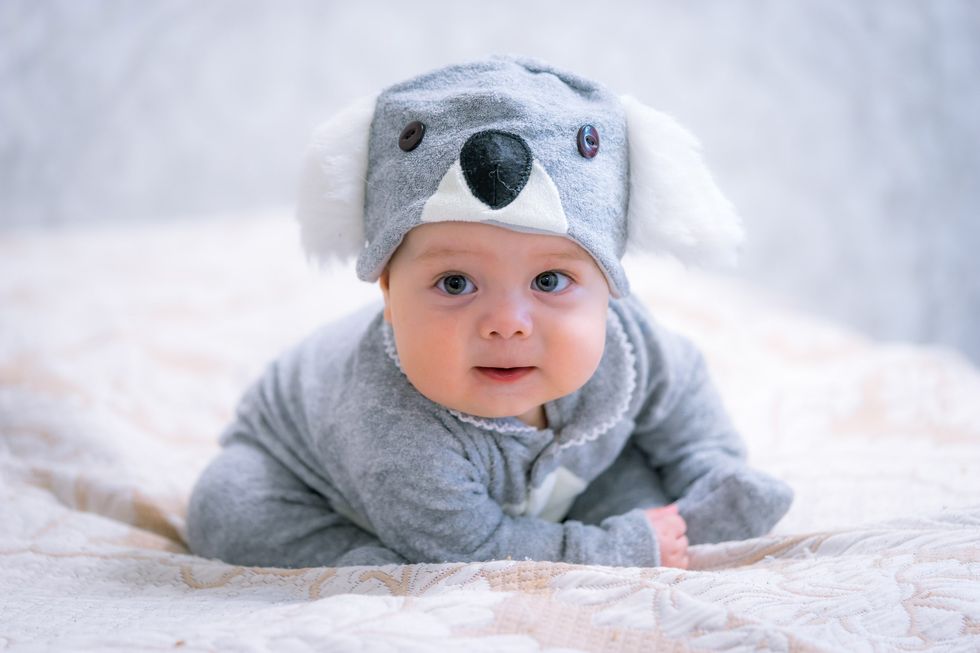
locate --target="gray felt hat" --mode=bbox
[297,55,743,297]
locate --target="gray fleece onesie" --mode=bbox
[187,56,793,568]
[186,295,793,568]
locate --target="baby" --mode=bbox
[186,56,793,569]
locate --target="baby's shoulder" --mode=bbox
[256,299,445,428]
[245,301,389,410]
[292,300,441,413]
[275,300,383,372]
[609,295,685,350]
[608,295,706,384]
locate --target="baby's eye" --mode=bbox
[532,271,571,293]
[436,274,476,296]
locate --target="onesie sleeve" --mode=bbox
[619,297,794,544]
[355,429,660,566]
[622,297,747,498]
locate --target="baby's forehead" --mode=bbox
[399,223,593,263]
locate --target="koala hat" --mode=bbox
[297,55,742,297]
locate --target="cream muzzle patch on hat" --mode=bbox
[421,131,570,236]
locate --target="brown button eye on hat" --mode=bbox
[577,124,599,158]
[399,121,425,151]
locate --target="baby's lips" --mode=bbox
[475,364,535,371]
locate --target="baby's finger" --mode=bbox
[663,535,686,556]
[663,549,689,569]
[649,504,678,516]
[661,514,686,534]
[674,513,687,534]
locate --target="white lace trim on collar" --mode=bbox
[381,321,404,372]
[448,410,539,434]
[557,309,636,450]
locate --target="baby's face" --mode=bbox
[380,222,610,427]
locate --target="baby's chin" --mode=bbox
[406,368,592,422]
[422,390,547,422]
[436,392,557,424]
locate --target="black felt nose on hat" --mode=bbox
[460,130,533,209]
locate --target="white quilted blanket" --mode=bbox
[2,213,979,652]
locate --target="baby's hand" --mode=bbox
[644,504,689,569]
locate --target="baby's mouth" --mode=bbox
[475,366,535,382]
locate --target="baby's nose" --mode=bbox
[479,295,533,340]
[460,130,532,209]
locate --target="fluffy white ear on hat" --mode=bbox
[296,94,377,264]
[621,94,744,266]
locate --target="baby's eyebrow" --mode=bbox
[414,246,482,261]
[539,250,591,262]
[414,245,590,263]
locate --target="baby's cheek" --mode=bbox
[561,312,607,382]
[399,328,466,395]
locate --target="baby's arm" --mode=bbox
[633,338,747,496]
[627,305,793,544]
[355,444,662,567]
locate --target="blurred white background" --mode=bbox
[2,0,978,362]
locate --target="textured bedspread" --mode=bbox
[2,213,979,651]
